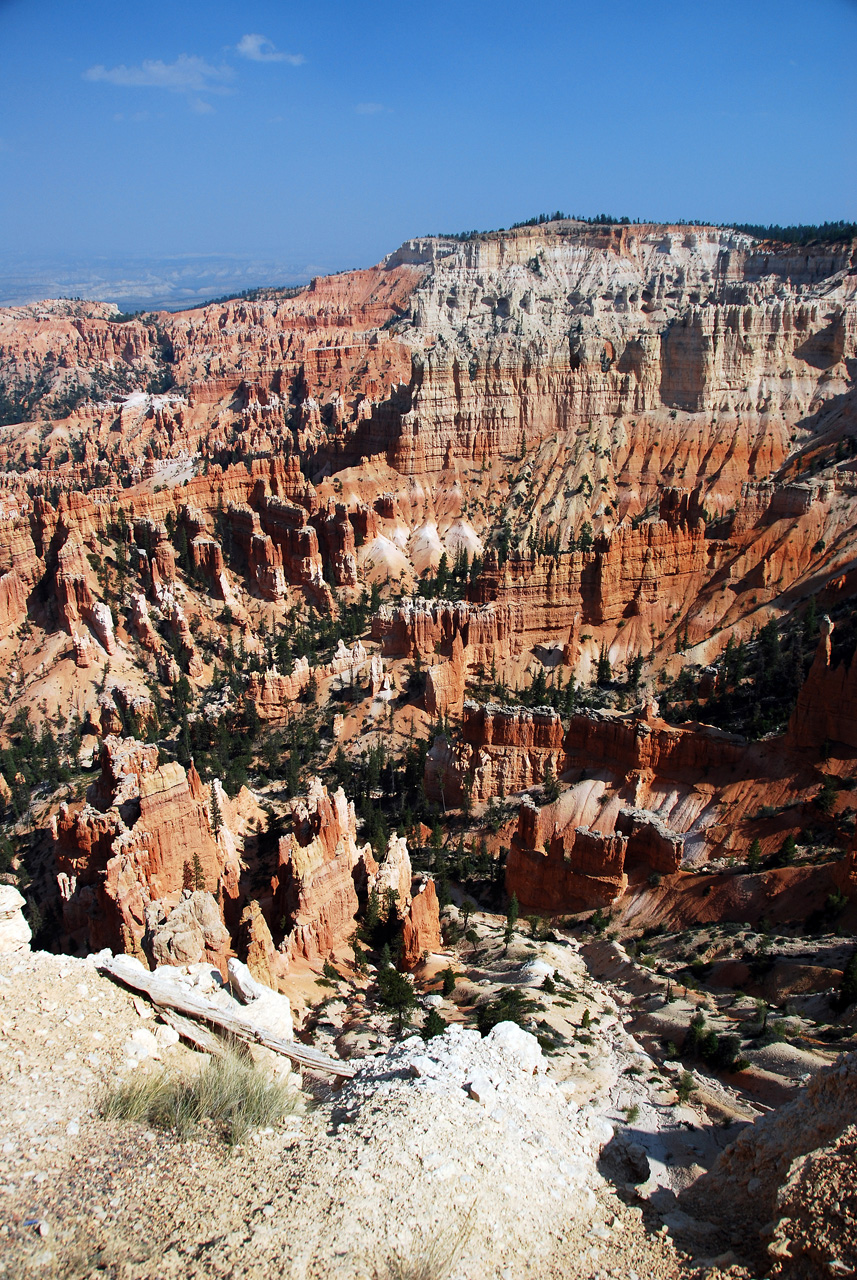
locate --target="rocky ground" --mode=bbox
[3,876,856,1280]
[0,946,695,1280]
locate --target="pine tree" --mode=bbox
[287,751,300,797]
[422,1007,446,1040]
[747,838,762,871]
[332,747,349,788]
[435,552,449,597]
[173,674,192,714]
[209,787,223,838]
[529,666,547,705]
[563,675,577,716]
[363,888,381,940]
[542,759,560,804]
[175,525,191,574]
[384,887,400,928]
[378,966,416,1034]
[192,852,206,891]
[816,776,837,816]
[462,775,473,820]
[778,834,797,866]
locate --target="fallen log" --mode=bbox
[159,1008,226,1057]
[99,954,356,1078]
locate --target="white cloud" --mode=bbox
[355,102,384,114]
[85,54,233,94]
[237,33,304,65]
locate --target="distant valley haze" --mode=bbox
[0,252,335,313]
[0,0,854,307]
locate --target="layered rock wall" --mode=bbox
[424,701,566,806]
[787,618,857,750]
[506,796,629,914]
[469,489,707,644]
[372,598,522,662]
[53,737,225,958]
[275,779,376,963]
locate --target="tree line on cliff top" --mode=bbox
[431,214,857,245]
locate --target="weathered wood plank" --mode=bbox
[99,955,357,1078]
[159,1008,226,1057]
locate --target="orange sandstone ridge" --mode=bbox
[0,219,855,970]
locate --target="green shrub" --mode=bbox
[475,987,533,1035]
[422,1008,446,1041]
[590,907,609,933]
[685,1012,746,1070]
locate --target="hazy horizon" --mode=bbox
[4,212,857,313]
[1,0,855,309]
[0,250,337,312]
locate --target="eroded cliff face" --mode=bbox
[432,674,857,914]
[1,219,856,952]
[50,748,441,983]
[52,736,228,959]
[507,795,631,914]
[274,779,440,967]
[275,778,377,963]
[1,223,854,687]
[787,616,857,751]
[425,701,566,805]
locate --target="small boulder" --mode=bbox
[227,958,293,1042]
[151,892,230,975]
[485,1021,544,1074]
[465,1068,497,1107]
[0,886,31,956]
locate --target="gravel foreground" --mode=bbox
[0,950,702,1280]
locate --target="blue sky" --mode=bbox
[0,0,855,295]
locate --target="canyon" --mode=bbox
[0,217,855,1278]
[0,219,855,966]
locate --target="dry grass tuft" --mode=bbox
[102,1045,300,1145]
[375,1203,476,1280]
